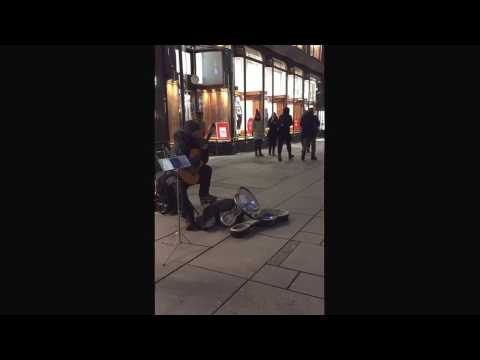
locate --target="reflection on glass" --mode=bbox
[196,51,223,85]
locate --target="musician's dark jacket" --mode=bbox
[173,129,208,168]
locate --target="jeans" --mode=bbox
[268,136,277,155]
[278,135,292,157]
[254,139,263,155]
[198,164,212,197]
[302,136,317,158]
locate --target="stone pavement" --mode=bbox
[155,140,324,315]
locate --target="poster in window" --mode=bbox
[216,122,231,141]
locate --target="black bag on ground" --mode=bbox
[196,198,237,230]
[155,171,177,214]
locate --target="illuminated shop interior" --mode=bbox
[157,45,324,153]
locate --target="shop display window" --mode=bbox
[313,45,322,61]
[273,66,286,118]
[274,59,287,71]
[195,51,224,85]
[293,73,304,134]
[319,110,325,131]
[304,79,310,105]
[245,58,263,139]
[245,47,262,62]
[175,49,192,75]
[166,78,181,145]
[200,88,231,141]
[234,57,245,140]
[309,79,316,105]
[294,75,303,99]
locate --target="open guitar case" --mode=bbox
[195,187,289,237]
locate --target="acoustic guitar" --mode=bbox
[178,123,216,186]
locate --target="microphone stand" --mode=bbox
[161,154,192,268]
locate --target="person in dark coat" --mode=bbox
[300,107,320,161]
[277,107,294,162]
[267,112,279,156]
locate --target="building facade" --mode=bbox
[155,45,325,154]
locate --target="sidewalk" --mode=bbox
[155,140,324,315]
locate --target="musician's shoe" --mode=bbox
[186,222,201,231]
[200,194,217,205]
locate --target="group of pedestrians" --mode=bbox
[253,107,320,162]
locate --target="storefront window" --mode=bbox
[319,110,325,131]
[234,57,245,139]
[199,88,231,141]
[245,58,263,139]
[287,73,294,133]
[265,66,273,126]
[273,69,287,118]
[310,79,316,105]
[304,79,310,110]
[175,48,192,75]
[294,72,304,133]
[245,47,262,62]
[195,51,224,85]
[313,45,322,61]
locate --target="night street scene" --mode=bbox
[155,45,324,315]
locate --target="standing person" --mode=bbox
[300,107,319,161]
[253,109,265,157]
[300,110,310,153]
[267,112,279,156]
[277,107,294,162]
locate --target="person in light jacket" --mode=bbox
[252,109,265,157]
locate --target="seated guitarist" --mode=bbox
[173,120,217,230]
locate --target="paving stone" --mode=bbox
[252,265,298,289]
[215,281,324,315]
[278,195,323,216]
[292,231,323,245]
[302,216,324,235]
[268,241,301,266]
[155,265,244,315]
[190,233,288,278]
[219,177,282,190]
[155,235,207,281]
[155,212,186,240]
[181,227,231,247]
[290,273,324,298]
[258,213,313,239]
[281,243,324,276]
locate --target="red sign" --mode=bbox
[215,122,231,141]
[247,118,254,137]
